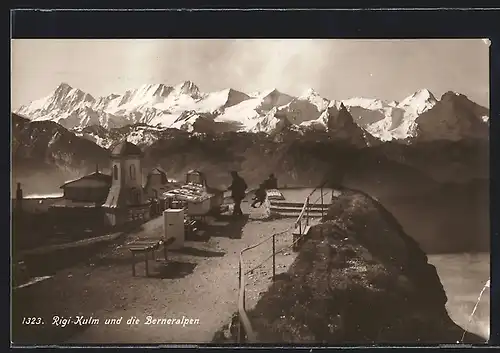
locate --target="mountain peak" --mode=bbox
[54,82,73,94]
[441,91,465,100]
[174,81,201,97]
[16,82,485,144]
[57,82,72,89]
[397,89,437,116]
[416,88,436,100]
[136,83,173,98]
[53,82,93,101]
[415,89,489,141]
[224,88,245,96]
[260,88,281,97]
[400,89,437,105]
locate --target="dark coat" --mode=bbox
[254,187,266,200]
[264,176,278,190]
[228,176,248,199]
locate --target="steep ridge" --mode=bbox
[17,83,95,118]
[221,89,295,132]
[16,82,487,140]
[415,92,489,142]
[274,88,329,125]
[243,190,483,344]
[17,83,104,130]
[342,89,438,141]
[324,103,368,147]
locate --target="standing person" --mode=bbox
[264,173,278,190]
[227,171,248,217]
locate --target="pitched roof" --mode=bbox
[60,172,112,188]
[111,141,142,157]
[149,167,167,175]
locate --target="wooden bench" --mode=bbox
[292,225,312,252]
[129,237,176,277]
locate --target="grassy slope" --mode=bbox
[245,190,483,344]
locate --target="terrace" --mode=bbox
[12,187,333,345]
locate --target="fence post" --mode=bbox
[238,260,241,289]
[320,186,324,220]
[272,233,276,282]
[306,196,310,226]
[238,321,245,343]
[243,287,246,310]
[293,222,298,252]
[238,260,245,343]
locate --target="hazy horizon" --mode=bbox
[11,39,490,109]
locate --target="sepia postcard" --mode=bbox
[11,38,491,345]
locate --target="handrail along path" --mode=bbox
[237,181,330,342]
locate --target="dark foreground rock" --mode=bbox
[216,189,484,344]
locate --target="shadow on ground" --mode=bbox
[150,261,198,279]
[202,214,250,240]
[170,246,225,258]
[17,221,146,279]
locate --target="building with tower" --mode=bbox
[14,141,153,230]
[144,166,177,200]
[102,141,151,226]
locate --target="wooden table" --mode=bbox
[128,238,176,277]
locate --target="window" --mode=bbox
[130,188,140,205]
[113,165,118,180]
[130,164,136,180]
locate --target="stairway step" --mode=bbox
[270,206,327,213]
[269,201,330,208]
[270,211,324,218]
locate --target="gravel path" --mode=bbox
[13,199,297,345]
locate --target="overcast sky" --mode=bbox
[11,39,490,109]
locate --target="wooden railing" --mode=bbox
[236,181,330,343]
[295,196,310,231]
[237,228,288,343]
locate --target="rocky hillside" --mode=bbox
[12,113,110,168]
[415,91,490,142]
[238,190,484,344]
[11,113,110,194]
[141,131,437,192]
[11,111,489,196]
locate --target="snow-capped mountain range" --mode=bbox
[15,81,489,147]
